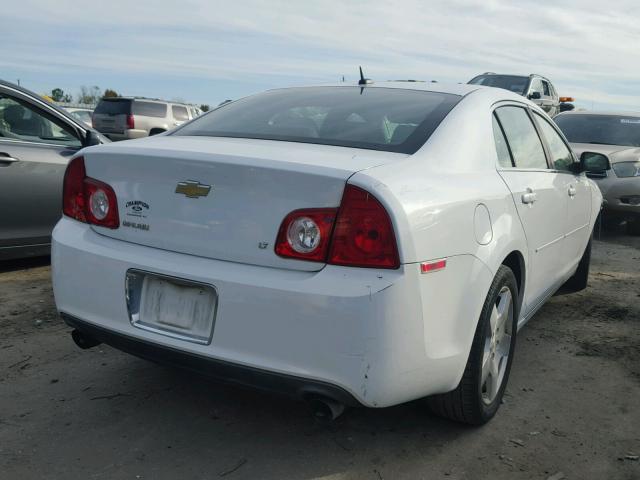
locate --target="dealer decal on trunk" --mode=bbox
[123,200,151,231]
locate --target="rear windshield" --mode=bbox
[94,99,131,115]
[555,114,640,147]
[133,101,167,117]
[172,87,461,154]
[468,75,529,95]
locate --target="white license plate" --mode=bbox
[126,271,217,344]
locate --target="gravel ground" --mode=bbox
[1,230,639,480]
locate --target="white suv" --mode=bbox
[92,97,202,141]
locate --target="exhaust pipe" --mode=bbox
[308,397,345,421]
[71,329,101,349]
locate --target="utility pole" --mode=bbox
[17,79,20,86]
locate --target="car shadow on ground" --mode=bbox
[0,255,50,273]
[33,349,478,479]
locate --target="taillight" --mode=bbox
[328,185,400,269]
[275,209,337,262]
[62,156,119,229]
[275,185,400,269]
[126,114,135,130]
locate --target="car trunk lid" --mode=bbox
[84,136,406,271]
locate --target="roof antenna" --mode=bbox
[358,66,373,86]
[358,66,373,94]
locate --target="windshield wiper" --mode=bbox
[586,141,614,145]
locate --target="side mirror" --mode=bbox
[580,151,611,177]
[528,91,542,100]
[83,129,101,147]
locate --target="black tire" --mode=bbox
[562,236,592,293]
[427,265,519,425]
[149,128,166,136]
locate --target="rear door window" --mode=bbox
[133,101,167,118]
[533,112,574,171]
[492,115,514,168]
[172,105,189,121]
[495,106,548,169]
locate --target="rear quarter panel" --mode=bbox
[348,90,530,392]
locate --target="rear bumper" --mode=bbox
[52,218,492,407]
[104,129,148,141]
[62,312,360,406]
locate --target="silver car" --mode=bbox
[0,79,108,260]
[469,73,562,117]
[555,111,640,235]
[92,97,201,141]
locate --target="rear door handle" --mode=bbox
[521,189,537,204]
[568,186,576,197]
[0,152,20,165]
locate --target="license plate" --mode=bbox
[126,270,217,344]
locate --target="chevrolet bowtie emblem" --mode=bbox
[175,180,211,198]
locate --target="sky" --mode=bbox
[2,0,640,111]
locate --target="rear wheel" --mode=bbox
[427,265,518,425]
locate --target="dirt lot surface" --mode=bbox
[1,231,639,480]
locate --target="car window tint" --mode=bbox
[468,75,528,95]
[0,95,81,147]
[555,114,640,147]
[492,115,513,168]
[534,113,573,171]
[495,106,548,169]
[529,78,543,95]
[172,105,189,121]
[133,101,167,118]
[542,81,550,96]
[174,87,461,154]
[94,99,131,115]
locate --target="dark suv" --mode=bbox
[468,73,564,117]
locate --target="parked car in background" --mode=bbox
[0,79,108,260]
[64,107,94,127]
[468,73,565,117]
[54,81,602,425]
[555,111,640,234]
[92,97,201,141]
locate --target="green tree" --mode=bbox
[77,85,101,105]
[200,104,210,112]
[50,88,66,102]
[103,88,119,98]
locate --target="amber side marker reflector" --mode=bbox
[559,97,575,102]
[420,259,447,274]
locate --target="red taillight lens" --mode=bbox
[275,185,400,269]
[84,178,120,228]
[275,209,337,262]
[62,156,119,229]
[63,156,87,223]
[126,114,135,130]
[328,185,400,269]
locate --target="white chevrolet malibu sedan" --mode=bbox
[52,81,602,424]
